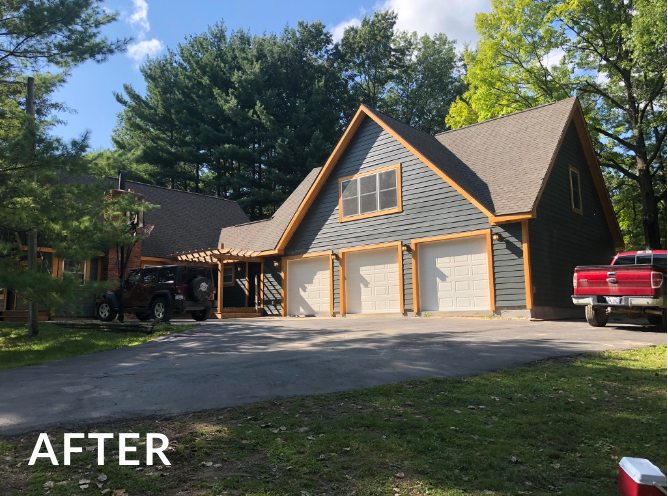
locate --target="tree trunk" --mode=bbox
[636,156,662,249]
[117,245,125,323]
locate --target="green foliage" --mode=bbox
[383,32,464,133]
[447,0,666,249]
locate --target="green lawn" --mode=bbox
[0,321,196,370]
[1,345,665,496]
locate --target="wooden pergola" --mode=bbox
[173,244,266,316]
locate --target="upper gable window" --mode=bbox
[339,164,402,222]
[569,165,582,214]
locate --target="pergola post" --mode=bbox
[216,260,224,318]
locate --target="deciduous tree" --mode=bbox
[447,0,666,249]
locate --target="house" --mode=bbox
[0,177,249,321]
[178,96,623,320]
[1,96,623,322]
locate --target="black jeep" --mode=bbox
[96,265,216,322]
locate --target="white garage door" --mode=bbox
[287,257,331,316]
[418,236,491,312]
[345,247,401,314]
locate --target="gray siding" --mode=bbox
[223,263,247,308]
[284,117,527,311]
[263,258,282,315]
[530,122,616,308]
[492,223,526,307]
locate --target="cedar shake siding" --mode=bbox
[284,116,527,313]
[529,121,616,314]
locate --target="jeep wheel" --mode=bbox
[191,307,211,321]
[151,297,172,323]
[135,312,151,321]
[585,305,608,327]
[190,277,213,303]
[97,301,117,322]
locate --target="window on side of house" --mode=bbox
[62,259,86,283]
[339,164,401,221]
[222,265,234,286]
[569,166,582,214]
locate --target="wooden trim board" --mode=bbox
[521,220,534,310]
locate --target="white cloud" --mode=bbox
[331,17,362,43]
[127,39,164,62]
[124,0,163,67]
[541,47,565,68]
[128,0,150,36]
[375,0,492,48]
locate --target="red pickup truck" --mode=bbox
[572,250,666,327]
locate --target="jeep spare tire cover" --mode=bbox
[190,277,213,303]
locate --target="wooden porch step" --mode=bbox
[218,308,262,314]
[214,312,263,319]
[0,310,50,322]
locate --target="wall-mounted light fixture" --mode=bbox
[402,243,412,253]
[236,263,244,272]
[492,233,504,242]
[331,253,339,261]
[273,260,280,268]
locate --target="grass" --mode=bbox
[0,321,196,370]
[1,345,665,496]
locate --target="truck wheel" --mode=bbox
[191,308,212,321]
[151,298,173,323]
[96,301,117,322]
[585,305,608,327]
[647,314,667,330]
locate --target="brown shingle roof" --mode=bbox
[126,181,250,258]
[434,98,577,216]
[364,97,578,216]
[218,167,322,252]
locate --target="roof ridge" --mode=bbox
[118,178,238,203]
[435,97,577,136]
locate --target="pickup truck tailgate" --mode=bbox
[574,266,662,296]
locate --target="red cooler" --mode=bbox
[618,457,667,496]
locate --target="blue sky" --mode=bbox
[52,0,491,150]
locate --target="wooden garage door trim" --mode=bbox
[411,230,495,314]
[339,241,404,316]
[281,251,334,317]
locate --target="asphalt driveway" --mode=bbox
[0,317,665,435]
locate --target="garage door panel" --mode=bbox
[287,257,331,316]
[419,235,491,312]
[346,247,401,314]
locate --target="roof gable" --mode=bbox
[270,97,621,253]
